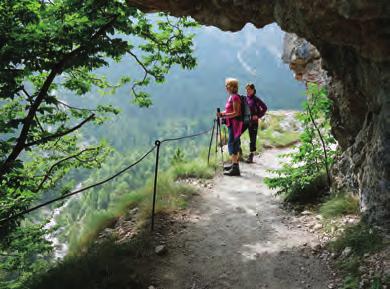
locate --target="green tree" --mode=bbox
[0,1,197,287]
[265,83,336,202]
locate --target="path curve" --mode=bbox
[149,148,332,289]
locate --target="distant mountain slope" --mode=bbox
[68,22,305,150]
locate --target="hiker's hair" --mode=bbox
[246,83,257,95]
[225,78,239,94]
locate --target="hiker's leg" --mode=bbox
[232,137,240,164]
[227,126,234,156]
[225,136,241,176]
[249,123,258,153]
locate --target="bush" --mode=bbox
[264,83,335,203]
[265,165,328,203]
[320,194,359,218]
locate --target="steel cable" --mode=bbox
[0,124,214,224]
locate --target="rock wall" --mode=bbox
[127,0,390,227]
[281,33,328,85]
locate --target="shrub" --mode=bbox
[265,83,336,203]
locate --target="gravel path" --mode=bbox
[149,148,332,289]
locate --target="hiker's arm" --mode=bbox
[221,100,241,118]
[258,98,267,114]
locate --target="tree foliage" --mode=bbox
[0,1,197,287]
[265,83,336,202]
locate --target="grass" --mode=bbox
[337,255,360,276]
[28,236,154,289]
[258,130,300,148]
[329,222,386,289]
[66,155,215,255]
[329,222,384,256]
[340,275,359,289]
[240,111,301,157]
[171,158,216,180]
[319,194,359,219]
[27,152,218,289]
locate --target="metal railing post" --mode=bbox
[151,140,161,231]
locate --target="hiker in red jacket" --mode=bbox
[242,83,267,163]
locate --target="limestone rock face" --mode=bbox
[127,0,390,227]
[281,33,328,85]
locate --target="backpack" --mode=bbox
[239,95,251,125]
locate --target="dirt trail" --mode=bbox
[148,148,332,289]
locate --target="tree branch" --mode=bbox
[35,147,98,192]
[306,101,331,187]
[0,16,118,180]
[56,99,96,112]
[25,114,95,148]
[128,50,156,77]
[35,116,45,133]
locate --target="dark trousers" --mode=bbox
[242,122,258,152]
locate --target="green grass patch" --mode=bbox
[329,222,384,256]
[337,255,360,276]
[258,130,300,148]
[331,223,386,289]
[28,155,216,288]
[320,194,359,218]
[171,158,215,180]
[28,237,154,289]
[340,275,359,289]
[240,112,301,156]
[67,156,215,254]
[136,175,197,221]
[67,174,197,254]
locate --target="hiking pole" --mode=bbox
[216,108,224,166]
[217,115,224,165]
[207,118,216,165]
[215,109,221,170]
[215,117,219,156]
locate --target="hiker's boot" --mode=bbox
[223,163,233,171]
[224,163,240,176]
[246,152,254,163]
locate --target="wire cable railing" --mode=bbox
[0,119,224,231]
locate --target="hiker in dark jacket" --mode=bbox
[242,83,267,163]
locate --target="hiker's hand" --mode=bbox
[217,112,223,118]
[252,115,258,121]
